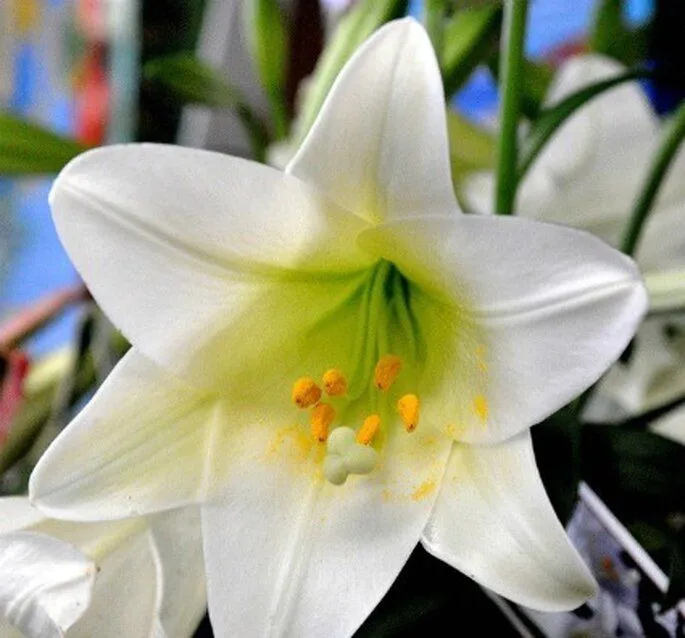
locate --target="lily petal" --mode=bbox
[0,532,95,638]
[359,215,647,442]
[202,425,451,637]
[421,431,597,611]
[287,18,457,224]
[30,350,222,520]
[149,508,206,637]
[0,497,45,535]
[50,144,373,391]
[65,529,160,638]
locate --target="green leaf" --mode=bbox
[621,96,685,256]
[243,0,290,139]
[590,0,626,59]
[0,112,88,175]
[487,56,554,120]
[519,59,554,119]
[144,53,269,161]
[666,527,685,609]
[446,109,495,186]
[532,408,583,524]
[582,425,685,511]
[441,4,502,96]
[293,0,408,144]
[589,0,651,66]
[144,53,244,108]
[518,69,649,182]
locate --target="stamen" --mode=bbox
[374,354,403,391]
[397,394,420,432]
[292,377,322,409]
[310,403,335,442]
[356,414,381,445]
[322,368,347,396]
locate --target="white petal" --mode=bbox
[421,431,597,611]
[651,406,685,446]
[0,531,95,638]
[31,265,397,518]
[518,55,662,232]
[359,215,647,442]
[0,620,22,637]
[50,143,373,390]
[288,18,457,223]
[149,508,206,638]
[65,529,160,638]
[202,425,451,637]
[539,54,658,185]
[0,498,46,535]
[636,200,685,271]
[30,350,222,520]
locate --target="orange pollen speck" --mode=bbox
[310,403,335,442]
[292,377,322,409]
[373,355,403,391]
[322,368,347,396]
[356,414,381,445]
[397,394,420,432]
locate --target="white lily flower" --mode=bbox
[29,19,646,637]
[0,499,205,638]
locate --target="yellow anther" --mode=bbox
[473,395,489,423]
[397,394,420,432]
[356,414,381,445]
[310,403,336,442]
[292,377,322,409]
[374,355,403,391]
[322,368,347,396]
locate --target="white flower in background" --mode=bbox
[463,54,685,430]
[0,498,205,638]
[29,19,646,637]
[464,53,685,272]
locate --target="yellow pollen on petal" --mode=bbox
[310,403,336,442]
[322,368,347,396]
[475,344,488,372]
[292,377,322,409]
[356,414,381,445]
[397,394,420,432]
[473,395,489,423]
[374,355,403,391]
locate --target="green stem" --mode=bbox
[621,99,685,256]
[494,0,529,215]
[269,91,289,141]
[236,105,269,163]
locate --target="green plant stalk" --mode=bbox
[621,99,685,256]
[494,0,529,215]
